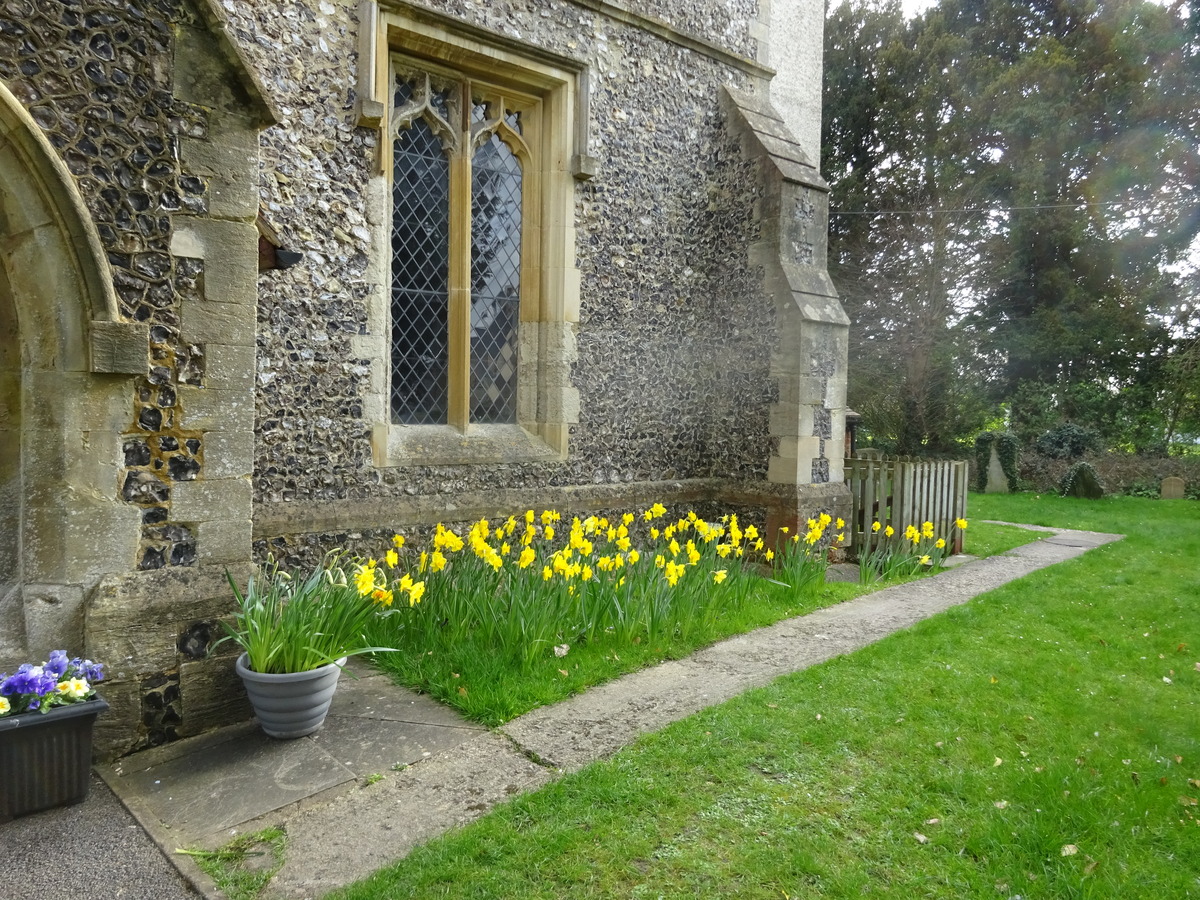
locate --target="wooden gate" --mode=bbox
[844,456,968,553]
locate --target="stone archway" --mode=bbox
[0,80,143,661]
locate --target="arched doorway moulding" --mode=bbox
[0,79,143,661]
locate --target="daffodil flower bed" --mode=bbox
[357,504,879,724]
[857,517,969,582]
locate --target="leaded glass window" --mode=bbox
[390,65,534,429]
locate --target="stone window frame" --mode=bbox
[388,59,541,431]
[357,3,589,467]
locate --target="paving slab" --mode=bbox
[263,731,554,899]
[108,723,355,840]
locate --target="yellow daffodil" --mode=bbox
[955,518,968,530]
[392,534,405,549]
[936,538,946,549]
[354,562,377,596]
[627,549,641,564]
[836,517,845,529]
[385,549,399,568]
[919,555,932,566]
[372,588,394,607]
[544,525,555,541]
[921,521,935,538]
[765,549,774,561]
[408,581,425,605]
[713,569,728,584]
[518,547,536,569]
[885,526,895,537]
[871,521,882,533]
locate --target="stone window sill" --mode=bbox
[374,423,564,468]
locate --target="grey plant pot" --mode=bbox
[235,653,346,739]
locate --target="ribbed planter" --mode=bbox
[235,653,346,739]
[0,697,108,821]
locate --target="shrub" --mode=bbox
[1035,423,1100,459]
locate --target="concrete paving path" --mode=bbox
[0,524,1120,899]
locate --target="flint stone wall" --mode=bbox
[0,0,843,756]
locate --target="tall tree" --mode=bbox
[823,0,1200,453]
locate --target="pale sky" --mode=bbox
[902,0,937,17]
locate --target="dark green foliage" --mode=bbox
[824,0,1200,454]
[974,431,1020,492]
[1034,422,1100,459]
[1059,461,1104,498]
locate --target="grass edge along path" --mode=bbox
[258,513,1135,898]
[313,499,1200,899]
[369,519,1040,728]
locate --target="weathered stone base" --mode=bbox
[86,563,255,759]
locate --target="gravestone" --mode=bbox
[985,446,1009,493]
[1161,476,1185,499]
[1062,463,1104,499]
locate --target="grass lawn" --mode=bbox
[331,494,1200,899]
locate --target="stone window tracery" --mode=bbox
[389,65,535,430]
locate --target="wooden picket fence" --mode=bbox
[844,456,969,554]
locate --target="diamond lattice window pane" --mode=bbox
[469,134,522,424]
[392,117,450,425]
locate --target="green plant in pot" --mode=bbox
[215,552,412,738]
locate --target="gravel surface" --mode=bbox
[0,776,199,899]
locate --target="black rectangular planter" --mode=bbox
[0,697,108,822]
